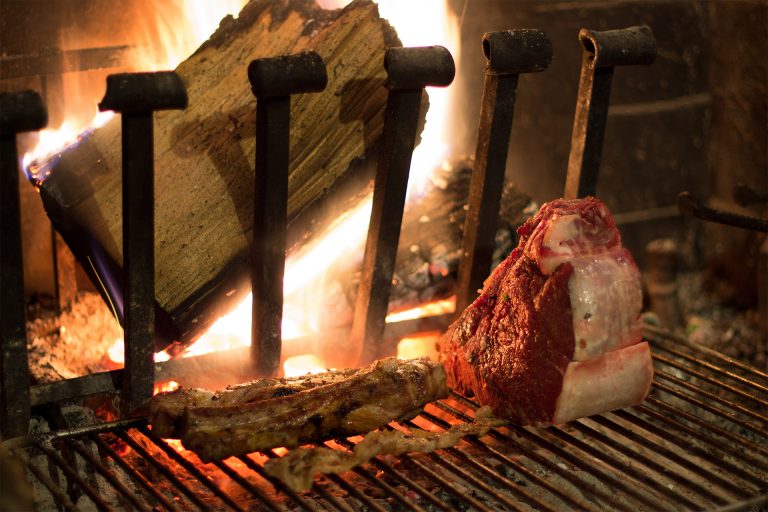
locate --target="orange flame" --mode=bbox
[22,1,247,178]
[78,0,461,373]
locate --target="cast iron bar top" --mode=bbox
[248,51,327,98]
[579,25,656,67]
[385,46,455,91]
[98,71,188,113]
[0,90,47,135]
[482,29,552,74]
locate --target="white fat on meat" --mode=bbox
[539,209,651,424]
[568,250,643,361]
[553,342,653,424]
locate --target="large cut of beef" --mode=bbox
[439,197,653,425]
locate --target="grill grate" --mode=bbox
[4,328,767,512]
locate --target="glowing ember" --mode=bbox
[154,380,180,394]
[282,354,329,378]
[385,296,456,323]
[397,332,441,361]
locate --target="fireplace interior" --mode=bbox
[1,0,766,510]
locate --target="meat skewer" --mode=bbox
[439,197,653,425]
[151,357,448,461]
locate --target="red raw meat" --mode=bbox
[439,197,652,425]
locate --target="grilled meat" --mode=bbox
[151,357,448,461]
[149,368,357,438]
[439,197,653,425]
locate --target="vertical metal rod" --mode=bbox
[121,112,155,414]
[455,30,552,312]
[247,52,327,377]
[350,88,424,365]
[564,26,656,199]
[564,64,613,199]
[350,46,455,365]
[0,134,31,439]
[0,90,46,439]
[251,97,289,377]
[98,71,187,415]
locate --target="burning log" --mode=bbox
[36,0,404,343]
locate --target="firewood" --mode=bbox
[38,0,403,343]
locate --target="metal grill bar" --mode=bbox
[570,420,728,507]
[10,447,78,512]
[139,427,245,512]
[66,438,153,512]
[641,397,768,459]
[33,440,115,511]
[653,352,768,406]
[116,430,211,511]
[90,434,183,512]
[334,437,449,511]
[607,409,766,490]
[419,409,593,511]
[432,398,633,511]
[399,417,555,511]
[232,455,318,512]
[213,459,282,512]
[644,325,768,379]
[653,376,767,434]
[8,333,768,511]
[652,360,768,422]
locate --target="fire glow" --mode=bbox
[22,0,460,378]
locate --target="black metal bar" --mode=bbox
[653,352,768,407]
[0,90,46,439]
[11,447,78,512]
[419,408,593,511]
[535,425,677,510]
[654,370,768,425]
[399,419,547,512]
[351,465,425,512]
[138,427,244,512]
[396,451,496,512]
[652,379,767,438]
[99,71,187,415]
[678,191,768,232]
[247,51,327,377]
[564,26,656,199]
[213,460,282,512]
[652,342,768,395]
[66,439,153,512]
[455,30,552,312]
[116,431,212,511]
[334,437,452,512]
[34,441,116,511]
[643,397,768,460]
[610,409,767,491]
[238,454,320,512]
[570,420,727,508]
[644,324,768,380]
[350,46,454,365]
[438,396,633,511]
[325,473,390,512]
[0,45,138,79]
[91,434,183,512]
